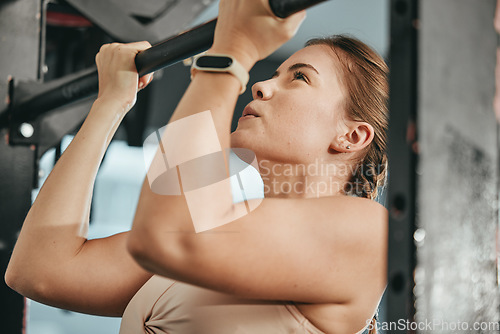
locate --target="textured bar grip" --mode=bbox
[135,19,217,77]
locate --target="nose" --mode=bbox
[251,79,275,100]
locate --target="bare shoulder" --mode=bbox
[259,195,388,236]
[316,195,388,270]
[342,195,386,220]
[318,195,388,238]
[242,194,387,254]
[293,196,387,334]
[325,195,388,217]
[128,193,388,309]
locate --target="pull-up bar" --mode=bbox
[4,0,329,127]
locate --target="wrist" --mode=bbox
[206,46,258,72]
[91,97,129,121]
[191,53,250,94]
[94,94,136,116]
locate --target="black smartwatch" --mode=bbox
[191,53,249,94]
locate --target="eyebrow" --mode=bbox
[271,63,319,78]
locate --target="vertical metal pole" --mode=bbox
[0,1,43,333]
[386,0,418,331]
[0,132,35,334]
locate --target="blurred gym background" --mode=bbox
[4,1,498,333]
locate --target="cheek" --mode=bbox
[271,110,331,153]
[301,108,339,151]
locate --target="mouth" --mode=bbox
[241,106,260,119]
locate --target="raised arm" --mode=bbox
[127,0,306,251]
[127,0,306,265]
[127,0,387,305]
[5,42,155,316]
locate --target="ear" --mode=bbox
[330,121,375,153]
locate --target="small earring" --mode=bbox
[346,145,351,149]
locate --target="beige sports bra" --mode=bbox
[120,275,326,334]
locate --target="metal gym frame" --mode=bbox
[1,0,499,333]
[0,0,327,332]
[385,0,418,330]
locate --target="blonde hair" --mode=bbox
[306,35,389,200]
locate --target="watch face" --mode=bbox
[197,56,233,68]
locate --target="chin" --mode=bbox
[231,131,269,160]
[230,130,252,149]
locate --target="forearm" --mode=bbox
[170,52,254,147]
[30,99,124,228]
[6,98,125,288]
[128,58,256,275]
[128,0,305,278]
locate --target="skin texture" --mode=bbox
[6,1,387,333]
[5,42,155,316]
[231,44,375,198]
[233,45,361,164]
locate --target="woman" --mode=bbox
[5,0,388,333]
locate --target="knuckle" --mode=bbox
[283,24,297,39]
[99,43,110,51]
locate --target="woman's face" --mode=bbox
[231,44,346,164]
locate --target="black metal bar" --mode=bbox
[10,68,97,126]
[135,19,217,76]
[5,0,329,127]
[147,0,218,43]
[135,0,331,76]
[385,0,418,332]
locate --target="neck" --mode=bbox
[257,158,352,199]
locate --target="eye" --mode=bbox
[292,70,308,83]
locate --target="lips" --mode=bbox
[242,106,260,118]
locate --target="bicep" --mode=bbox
[27,232,152,317]
[143,197,387,304]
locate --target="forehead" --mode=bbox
[280,45,340,75]
[280,44,346,113]
[282,45,344,97]
[279,44,343,90]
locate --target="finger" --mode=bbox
[284,10,307,36]
[259,0,276,18]
[99,43,112,52]
[138,73,154,90]
[290,9,307,22]
[122,41,152,53]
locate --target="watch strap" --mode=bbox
[191,53,249,94]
